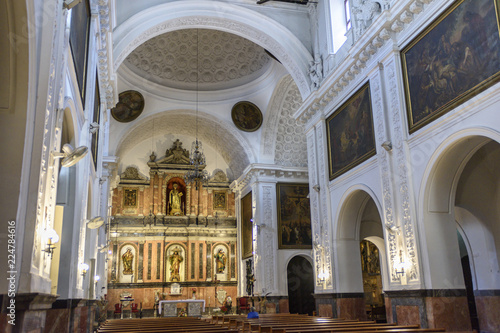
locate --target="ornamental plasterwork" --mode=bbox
[274,80,307,168]
[120,166,148,181]
[261,76,294,158]
[124,29,271,91]
[114,112,253,179]
[306,130,323,287]
[231,165,309,193]
[97,0,116,109]
[316,122,333,288]
[261,185,276,293]
[385,59,419,283]
[114,16,310,97]
[297,0,437,124]
[369,69,399,282]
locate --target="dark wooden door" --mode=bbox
[287,256,315,315]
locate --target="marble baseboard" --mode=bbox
[475,295,500,333]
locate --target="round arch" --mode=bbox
[418,128,500,289]
[113,110,255,179]
[334,185,386,294]
[112,1,313,98]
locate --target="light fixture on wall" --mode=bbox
[184,29,209,191]
[394,250,407,276]
[87,216,105,229]
[42,228,60,259]
[80,262,90,277]
[52,143,88,167]
[381,141,392,152]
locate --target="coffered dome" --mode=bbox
[123,29,272,91]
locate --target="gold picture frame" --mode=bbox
[401,0,500,132]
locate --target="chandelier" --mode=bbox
[184,29,209,191]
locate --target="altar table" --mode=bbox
[159,299,205,317]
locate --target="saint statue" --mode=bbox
[169,248,183,282]
[215,248,227,273]
[122,248,134,275]
[169,183,183,216]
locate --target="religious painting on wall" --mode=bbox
[277,183,312,249]
[402,0,500,132]
[241,191,253,259]
[111,90,145,123]
[69,0,90,107]
[123,189,137,208]
[326,83,376,180]
[214,191,227,210]
[231,101,263,132]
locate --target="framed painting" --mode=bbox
[69,0,90,108]
[402,0,500,132]
[123,189,137,208]
[231,101,263,132]
[326,83,376,180]
[277,183,312,249]
[213,191,227,210]
[241,191,253,259]
[111,90,145,123]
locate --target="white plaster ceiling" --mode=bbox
[115,111,254,178]
[123,29,272,91]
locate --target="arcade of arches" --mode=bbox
[1,0,500,333]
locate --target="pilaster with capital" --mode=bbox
[381,53,421,287]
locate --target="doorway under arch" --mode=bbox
[287,256,315,315]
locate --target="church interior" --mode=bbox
[1,0,500,332]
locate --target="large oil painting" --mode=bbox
[69,0,90,108]
[241,191,253,259]
[402,0,500,132]
[277,183,312,249]
[326,83,376,180]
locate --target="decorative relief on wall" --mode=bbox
[261,185,276,292]
[121,166,148,182]
[369,69,399,283]
[162,139,190,164]
[306,130,323,287]
[386,59,419,283]
[274,81,307,167]
[316,125,333,288]
[138,243,144,281]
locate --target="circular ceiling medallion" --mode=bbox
[231,101,263,132]
[111,90,145,123]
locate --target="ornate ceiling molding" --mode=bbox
[296,0,438,125]
[113,111,256,179]
[112,1,312,98]
[124,29,272,91]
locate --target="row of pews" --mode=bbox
[97,314,447,333]
[208,314,446,333]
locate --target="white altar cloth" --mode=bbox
[158,299,206,314]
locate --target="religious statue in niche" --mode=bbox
[168,183,184,215]
[246,259,255,296]
[122,248,134,275]
[168,247,184,282]
[215,248,227,273]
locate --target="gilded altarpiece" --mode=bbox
[107,140,237,316]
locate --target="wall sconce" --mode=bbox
[87,216,104,229]
[95,275,100,283]
[318,270,327,282]
[394,250,407,276]
[63,0,82,10]
[51,144,88,167]
[89,122,99,134]
[42,229,59,259]
[80,263,89,277]
[312,184,320,192]
[381,141,392,152]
